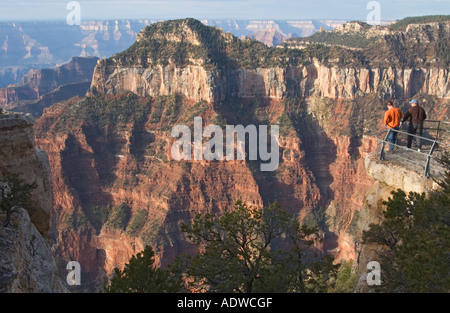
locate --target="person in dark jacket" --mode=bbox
[402,99,427,152]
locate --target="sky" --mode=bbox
[0,0,448,22]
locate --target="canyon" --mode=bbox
[0,57,99,116]
[0,112,67,292]
[0,17,448,292]
[31,18,449,291]
[0,19,347,88]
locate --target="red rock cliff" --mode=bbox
[35,19,450,289]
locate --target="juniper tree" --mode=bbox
[363,152,450,292]
[106,245,183,293]
[180,200,339,293]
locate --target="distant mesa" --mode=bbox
[0,19,348,87]
[0,56,99,116]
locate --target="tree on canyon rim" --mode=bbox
[179,200,339,293]
[106,245,183,293]
[363,152,450,292]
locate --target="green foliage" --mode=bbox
[389,15,450,31]
[300,43,332,64]
[58,93,151,132]
[0,173,37,227]
[65,211,90,229]
[277,112,294,136]
[300,27,377,50]
[362,156,450,292]
[105,203,131,231]
[436,24,450,66]
[225,38,306,69]
[89,205,111,231]
[332,260,359,293]
[284,16,449,68]
[140,218,162,245]
[347,210,360,237]
[182,100,208,124]
[149,96,165,123]
[106,245,183,293]
[162,94,183,124]
[149,94,183,125]
[127,209,148,236]
[113,18,312,70]
[302,206,329,233]
[180,200,339,293]
[111,17,450,71]
[115,18,228,69]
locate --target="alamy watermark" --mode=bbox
[67,1,81,26]
[366,1,381,26]
[366,261,381,286]
[66,261,81,286]
[171,117,280,171]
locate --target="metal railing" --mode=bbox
[422,120,450,143]
[377,121,450,178]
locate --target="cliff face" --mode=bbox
[0,112,52,234]
[91,60,449,103]
[0,111,67,292]
[91,62,218,102]
[314,64,449,99]
[0,208,68,293]
[0,19,348,89]
[35,19,450,289]
[17,57,98,96]
[354,152,443,292]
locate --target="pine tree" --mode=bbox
[180,200,339,293]
[106,245,183,293]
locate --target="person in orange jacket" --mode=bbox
[384,100,403,152]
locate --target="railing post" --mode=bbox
[380,129,391,161]
[425,141,438,177]
[436,121,441,142]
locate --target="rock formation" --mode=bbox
[0,207,68,293]
[0,19,348,88]
[0,111,67,292]
[0,57,99,116]
[0,112,52,233]
[34,18,450,290]
[354,152,444,292]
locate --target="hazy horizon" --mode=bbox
[0,0,448,22]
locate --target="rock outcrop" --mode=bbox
[0,208,68,293]
[34,18,450,290]
[354,152,444,292]
[91,60,450,103]
[0,111,67,293]
[0,112,52,234]
[91,61,218,102]
[0,57,99,116]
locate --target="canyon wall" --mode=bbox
[0,112,52,234]
[354,152,443,292]
[91,61,450,102]
[0,112,67,292]
[0,57,99,116]
[35,19,450,289]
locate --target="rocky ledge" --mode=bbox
[0,208,68,293]
[0,111,52,234]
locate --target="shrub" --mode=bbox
[127,209,148,236]
[105,203,131,230]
